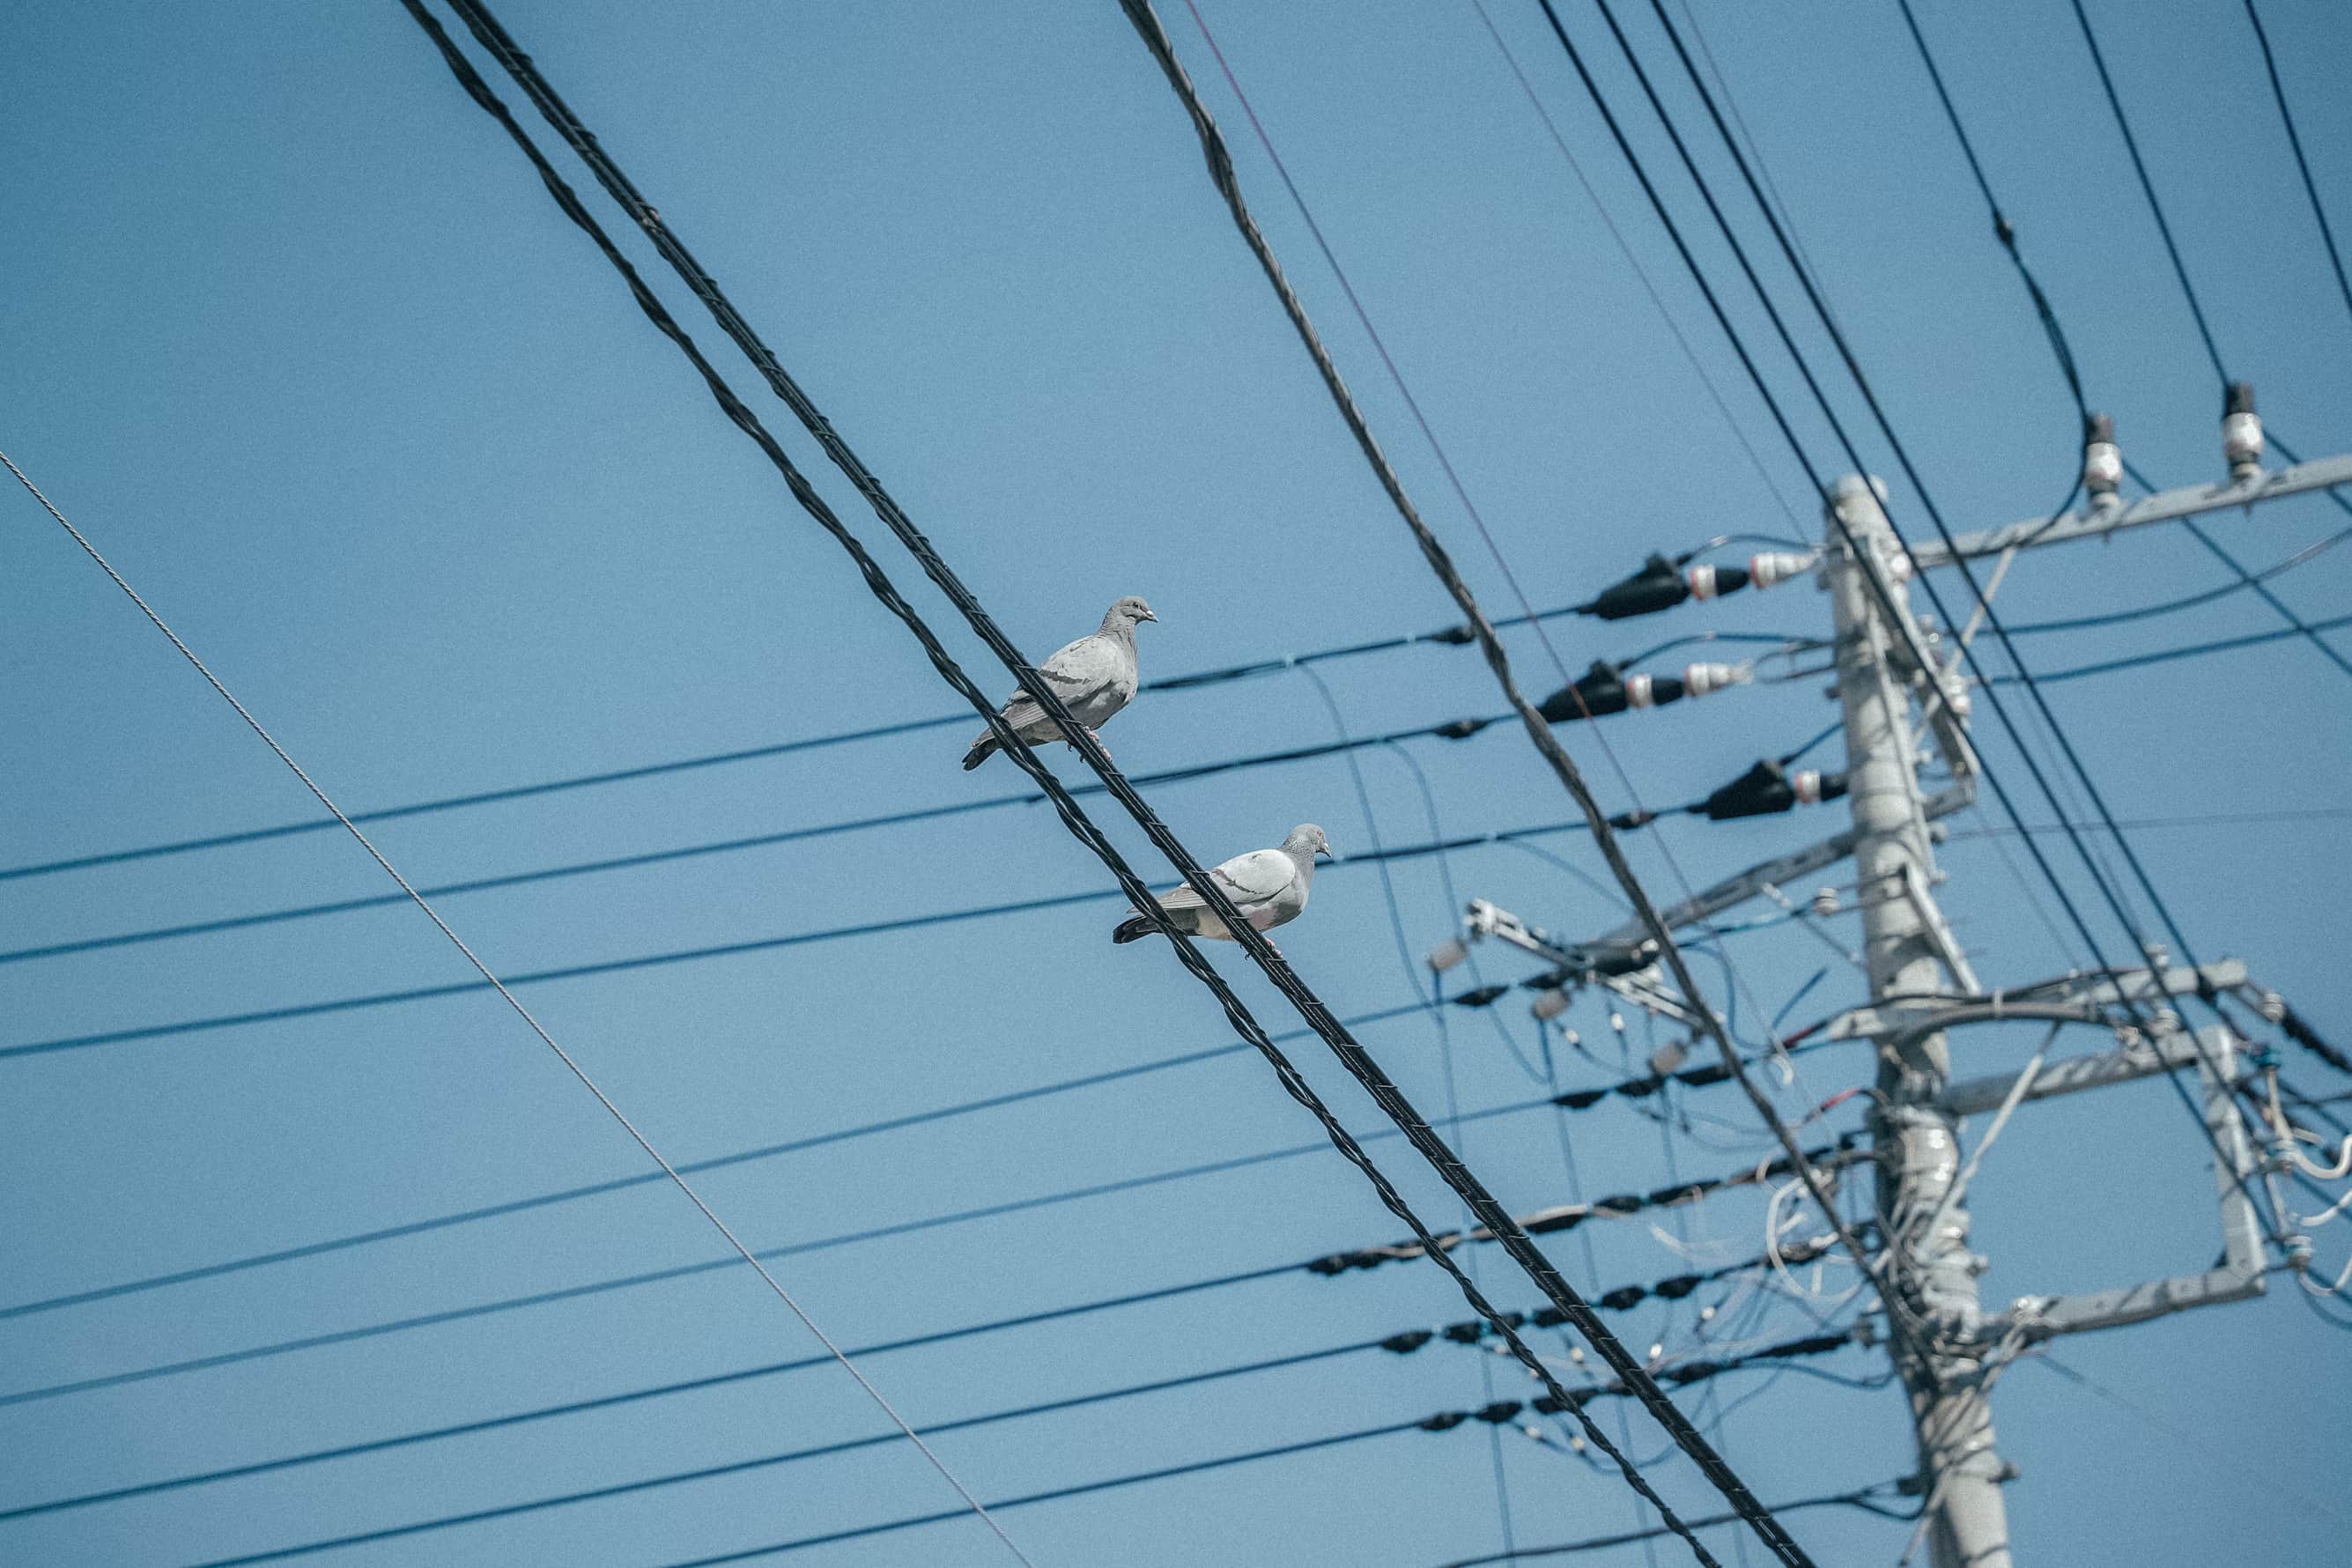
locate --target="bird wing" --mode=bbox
[1154,848,1296,915]
[998,633,1122,729]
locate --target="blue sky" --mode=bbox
[3,1,2348,1564]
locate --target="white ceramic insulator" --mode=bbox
[2224,410,2265,473]
[1683,662,1746,699]
[1686,563,1720,600]
[1427,937,1468,973]
[1531,988,1570,1022]
[1794,770,1823,804]
[1649,1039,1689,1076]
[1626,672,1657,709]
[1749,551,1817,590]
[2083,440,2122,495]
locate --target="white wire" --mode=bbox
[1,449,1037,1568]
[2297,1248,2352,1298]
[1900,1021,2064,1259]
[2293,1182,2352,1231]
[2291,1128,2352,1181]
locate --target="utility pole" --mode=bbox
[1440,423,2331,1565]
[1826,474,2011,1568]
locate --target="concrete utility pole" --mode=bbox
[1826,475,2013,1568]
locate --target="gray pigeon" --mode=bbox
[1113,825,1335,951]
[963,595,1157,770]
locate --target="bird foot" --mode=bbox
[1083,726,1113,765]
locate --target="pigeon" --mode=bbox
[963,595,1157,770]
[1113,824,1335,953]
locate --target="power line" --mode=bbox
[2001,610,2352,684]
[185,1338,1388,1568]
[12,561,2332,977]
[1945,806,2352,842]
[2118,457,2352,682]
[645,1416,1439,1568]
[3,987,1841,1329]
[1890,0,2086,410]
[2238,0,2352,330]
[1130,8,1883,1523]
[185,1317,1875,1568]
[0,1106,1846,1414]
[0,999,1416,1322]
[0,601,1587,885]
[2064,0,2229,383]
[1429,1485,1917,1567]
[0,727,1528,968]
[5,1240,1809,1523]
[0,447,1031,1565]
[0,1084,1571,1410]
[2001,522,2352,636]
[0,820,1573,1060]
[640,1328,1877,1568]
[1462,0,1809,536]
[424,4,1812,1553]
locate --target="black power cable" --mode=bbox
[182,1319,1874,1568]
[1428,1484,1917,1568]
[410,6,1795,1559]
[1109,13,1875,1555]
[0,1099,1845,1416]
[4,1239,1816,1523]
[0,602,1578,885]
[2,991,1845,1331]
[0,816,1555,1045]
[2239,0,2352,330]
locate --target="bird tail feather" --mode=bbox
[961,736,996,771]
[1112,914,1155,944]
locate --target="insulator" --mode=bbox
[1748,550,1817,590]
[1578,554,1689,620]
[1697,758,1847,821]
[1426,936,1468,973]
[1682,662,1749,699]
[1684,561,1750,601]
[2082,411,2122,504]
[1537,660,1684,723]
[1530,987,1571,1022]
[2223,381,2264,480]
[1811,886,1839,917]
[1649,1039,1689,1076]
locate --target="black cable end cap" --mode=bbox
[1420,1409,1470,1432]
[1598,1284,1646,1312]
[1428,622,1477,645]
[2226,381,2257,417]
[1451,984,1511,1009]
[1382,1329,1435,1354]
[1432,716,1491,740]
[1473,1401,1525,1425]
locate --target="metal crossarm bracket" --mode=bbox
[1824,959,2246,1042]
[1970,1029,2266,1344]
[1909,452,2352,566]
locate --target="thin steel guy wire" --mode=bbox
[0,448,1034,1567]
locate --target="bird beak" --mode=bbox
[1320,845,1339,862]
[1141,610,1158,623]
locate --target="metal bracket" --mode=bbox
[1971,1029,2265,1344]
[1825,959,2245,1043]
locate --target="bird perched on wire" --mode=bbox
[963,595,1157,770]
[1113,824,1335,954]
